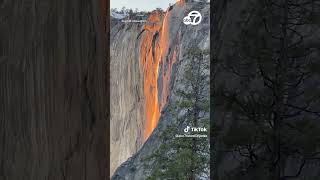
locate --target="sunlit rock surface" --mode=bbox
[111,2,210,179]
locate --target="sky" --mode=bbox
[111,0,177,11]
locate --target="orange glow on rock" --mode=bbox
[176,0,186,5]
[140,10,171,140]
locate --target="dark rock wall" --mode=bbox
[0,0,108,179]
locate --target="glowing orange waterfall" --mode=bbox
[140,10,171,140]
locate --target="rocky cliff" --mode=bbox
[111,2,210,179]
[110,15,145,176]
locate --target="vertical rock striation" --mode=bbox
[110,2,185,176]
[0,0,108,179]
[111,2,210,179]
[110,19,145,175]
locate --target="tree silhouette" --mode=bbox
[213,0,320,180]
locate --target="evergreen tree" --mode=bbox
[145,47,210,180]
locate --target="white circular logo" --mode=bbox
[183,11,202,25]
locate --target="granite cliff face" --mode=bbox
[111,2,210,179]
[110,16,145,175]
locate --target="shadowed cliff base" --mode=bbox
[0,0,109,179]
